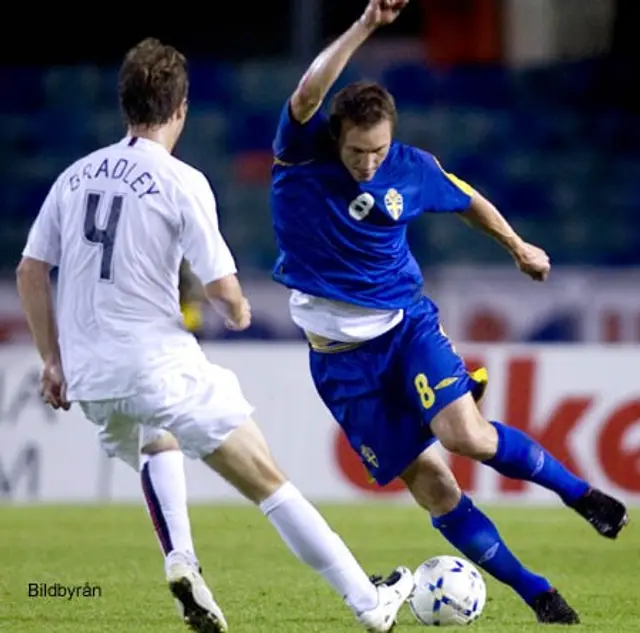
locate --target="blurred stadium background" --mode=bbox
[0,0,638,508]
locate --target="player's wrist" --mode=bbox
[209,297,236,322]
[43,350,61,366]
[220,295,247,323]
[356,15,379,34]
[504,235,525,257]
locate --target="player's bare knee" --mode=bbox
[141,432,180,455]
[204,417,287,504]
[432,395,498,460]
[439,421,497,460]
[402,448,461,516]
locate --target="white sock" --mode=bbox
[140,450,197,565]
[260,481,378,614]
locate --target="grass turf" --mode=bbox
[0,504,637,632]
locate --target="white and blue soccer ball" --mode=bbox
[408,555,486,626]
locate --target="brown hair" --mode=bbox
[118,37,188,127]
[329,81,397,137]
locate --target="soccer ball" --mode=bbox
[408,555,486,626]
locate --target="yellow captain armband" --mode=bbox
[433,157,475,197]
[181,302,203,332]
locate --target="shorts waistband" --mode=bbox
[304,331,365,353]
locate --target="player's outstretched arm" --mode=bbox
[290,0,409,124]
[460,192,551,282]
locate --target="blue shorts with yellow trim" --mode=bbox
[309,297,487,487]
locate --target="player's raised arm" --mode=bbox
[290,0,409,124]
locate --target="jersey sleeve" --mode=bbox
[179,173,237,286]
[416,150,474,214]
[272,100,329,164]
[22,178,62,267]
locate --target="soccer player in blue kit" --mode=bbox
[270,0,629,625]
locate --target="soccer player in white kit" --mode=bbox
[15,38,414,633]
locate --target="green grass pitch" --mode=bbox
[0,504,637,632]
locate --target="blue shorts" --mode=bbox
[309,297,487,486]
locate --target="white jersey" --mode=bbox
[22,136,236,401]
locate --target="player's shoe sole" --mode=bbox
[168,568,228,633]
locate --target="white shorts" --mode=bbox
[79,353,254,470]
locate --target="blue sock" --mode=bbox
[433,495,551,604]
[483,421,589,504]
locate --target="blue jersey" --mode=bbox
[270,102,474,310]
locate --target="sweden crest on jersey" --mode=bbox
[384,188,404,220]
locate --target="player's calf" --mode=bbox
[140,433,198,562]
[400,445,461,516]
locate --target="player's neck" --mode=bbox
[126,126,176,153]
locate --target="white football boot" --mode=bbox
[166,551,229,633]
[356,566,415,632]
